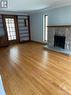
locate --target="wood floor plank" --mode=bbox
[0,42,71,95]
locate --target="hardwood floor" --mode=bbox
[0,42,71,95]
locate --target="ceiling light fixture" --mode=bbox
[0,0,8,8]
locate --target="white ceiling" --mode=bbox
[1,0,71,12]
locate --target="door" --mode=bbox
[3,15,19,44]
[0,15,8,47]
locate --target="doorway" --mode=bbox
[5,18,16,41]
[3,16,19,44]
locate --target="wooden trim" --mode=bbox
[28,16,31,41]
[2,15,8,39]
[14,16,20,43]
[47,25,71,27]
[2,15,9,46]
[2,15,15,18]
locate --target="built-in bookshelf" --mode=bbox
[18,16,30,42]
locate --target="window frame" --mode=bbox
[5,18,16,40]
[2,15,20,44]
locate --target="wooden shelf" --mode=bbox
[47,25,71,27]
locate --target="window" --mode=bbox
[5,18,16,40]
[43,15,48,42]
[45,15,48,41]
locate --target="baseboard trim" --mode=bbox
[31,40,44,44]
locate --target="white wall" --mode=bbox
[30,5,71,43]
[48,5,71,25]
[30,13,43,42]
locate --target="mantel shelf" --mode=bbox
[47,25,71,27]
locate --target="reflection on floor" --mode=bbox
[44,45,71,56]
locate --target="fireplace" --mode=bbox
[54,35,65,49]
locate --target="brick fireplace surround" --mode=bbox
[44,25,71,55]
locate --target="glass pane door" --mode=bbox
[5,18,16,41]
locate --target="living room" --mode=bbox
[0,0,71,95]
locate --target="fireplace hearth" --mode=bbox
[44,26,71,55]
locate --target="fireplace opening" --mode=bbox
[54,35,65,49]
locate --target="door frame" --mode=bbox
[2,15,20,45]
[28,16,31,41]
